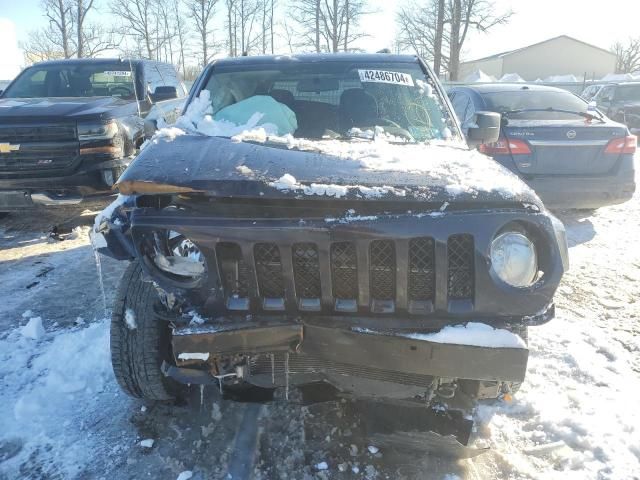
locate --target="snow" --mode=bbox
[403,323,526,348]
[463,69,496,83]
[92,194,130,241]
[139,439,154,448]
[124,308,136,330]
[176,472,193,480]
[367,445,379,454]
[265,140,529,200]
[178,352,210,361]
[315,461,328,470]
[269,173,407,199]
[20,316,45,340]
[499,73,525,83]
[544,74,579,83]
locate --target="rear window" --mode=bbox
[482,90,589,120]
[616,85,640,102]
[3,63,137,99]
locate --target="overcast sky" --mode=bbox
[1,0,638,80]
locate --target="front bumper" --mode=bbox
[170,318,529,395]
[521,155,636,210]
[0,157,128,210]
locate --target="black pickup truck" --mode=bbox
[0,58,187,213]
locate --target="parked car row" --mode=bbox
[449,83,636,210]
[0,58,187,213]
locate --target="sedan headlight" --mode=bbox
[490,232,537,287]
[78,120,119,140]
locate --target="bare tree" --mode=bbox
[74,0,95,57]
[225,0,262,56]
[187,0,218,67]
[612,38,640,74]
[22,0,74,60]
[111,0,159,59]
[291,0,369,53]
[173,0,190,76]
[397,0,511,80]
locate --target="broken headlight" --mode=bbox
[490,232,537,288]
[145,230,207,286]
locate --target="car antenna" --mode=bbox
[128,57,142,118]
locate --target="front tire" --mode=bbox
[110,260,180,401]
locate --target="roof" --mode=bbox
[451,83,571,94]
[211,53,419,67]
[31,58,145,67]
[461,35,615,65]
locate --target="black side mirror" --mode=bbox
[150,86,178,103]
[467,111,501,146]
[144,118,158,139]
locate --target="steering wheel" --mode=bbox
[110,85,133,97]
[376,118,415,142]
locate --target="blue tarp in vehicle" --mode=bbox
[214,95,298,136]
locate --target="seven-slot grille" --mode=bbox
[216,236,475,313]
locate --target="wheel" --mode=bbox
[506,324,528,394]
[110,260,181,401]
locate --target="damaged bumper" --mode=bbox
[168,318,529,397]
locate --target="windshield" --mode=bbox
[199,61,455,142]
[482,90,590,120]
[3,63,137,99]
[616,85,640,102]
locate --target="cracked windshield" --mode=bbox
[0,0,639,479]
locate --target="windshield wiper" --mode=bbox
[502,107,605,122]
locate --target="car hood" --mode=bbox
[0,96,134,120]
[116,133,542,207]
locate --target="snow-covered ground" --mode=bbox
[1,178,639,479]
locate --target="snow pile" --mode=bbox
[269,173,406,199]
[403,322,527,348]
[176,472,193,480]
[544,74,578,83]
[600,73,636,82]
[0,319,113,478]
[499,73,525,83]
[139,439,154,448]
[463,69,496,83]
[20,316,45,340]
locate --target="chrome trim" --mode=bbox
[528,140,609,147]
[31,193,83,205]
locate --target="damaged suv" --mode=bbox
[93,54,568,443]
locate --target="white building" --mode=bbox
[459,35,617,82]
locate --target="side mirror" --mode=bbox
[144,118,158,139]
[467,111,501,146]
[150,86,178,103]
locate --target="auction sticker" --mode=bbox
[104,71,132,77]
[358,69,414,86]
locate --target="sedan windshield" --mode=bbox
[482,90,590,120]
[200,61,454,142]
[3,63,137,99]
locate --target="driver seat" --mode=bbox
[338,89,378,132]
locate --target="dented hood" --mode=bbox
[116,134,541,206]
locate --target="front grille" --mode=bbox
[254,243,285,298]
[0,123,77,143]
[370,240,395,300]
[292,243,321,299]
[408,237,435,301]
[217,243,250,298]
[212,235,475,313]
[330,242,358,299]
[447,234,475,300]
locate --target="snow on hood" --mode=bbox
[129,92,536,203]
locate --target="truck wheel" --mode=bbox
[110,260,181,401]
[507,325,528,394]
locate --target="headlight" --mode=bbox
[149,230,206,283]
[490,232,537,287]
[78,120,119,140]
